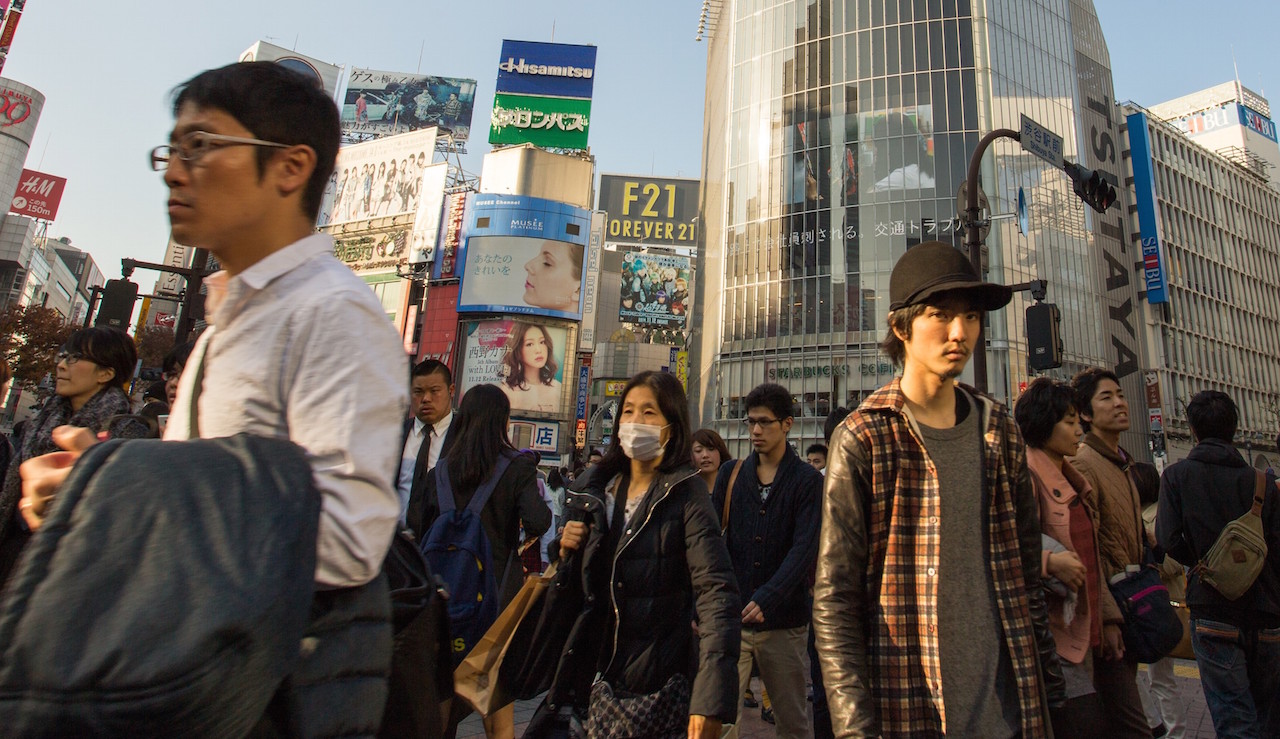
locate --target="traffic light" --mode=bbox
[1026,302,1063,371]
[95,279,139,329]
[1064,162,1117,213]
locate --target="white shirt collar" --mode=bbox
[431,410,453,437]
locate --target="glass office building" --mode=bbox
[694,0,1149,456]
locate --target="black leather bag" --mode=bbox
[378,529,453,739]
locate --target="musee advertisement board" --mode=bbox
[618,251,691,328]
[598,175,699,247]
[342,68,477,144]
[458,194,592,320]
[459,318,576,418]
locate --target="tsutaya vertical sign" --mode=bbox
[1125,111,1169,304]
[578,211,606,351]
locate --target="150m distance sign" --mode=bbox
[597,175,699,247]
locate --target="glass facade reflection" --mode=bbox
[694,0,1150,457]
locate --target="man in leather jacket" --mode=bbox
[813,242,1065,737]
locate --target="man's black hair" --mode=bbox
[163,341,195,374]
[745,383,794,422]
[1187,390,1238,443]
[1130,461,1161,508]
[412,359,452,386]
[1070,367,1121,433]
[823,406,851,443]
[1013,377,1078,449]
[172,62,340,221]
[806,443,828,457]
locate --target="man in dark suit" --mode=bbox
[397,360,455,524]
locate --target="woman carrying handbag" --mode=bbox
[528,371,740,739]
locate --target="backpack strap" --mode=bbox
[1251,470,1267,518]
[433,451,516,516]
[721,459,744,534]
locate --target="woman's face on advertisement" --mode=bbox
[520,329,550,371]
[524,241,580,311]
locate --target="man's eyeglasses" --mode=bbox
[742,417,783,429]
[150,131,291,171]
[55,350,91,366]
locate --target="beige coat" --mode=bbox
[1069,434,1144,582]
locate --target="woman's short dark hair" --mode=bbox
[1131,461,1161,508]
[596,371,692,480]
[172,62,340,221]
[501,322,558,389]
[744,383,794,421]
[823,406,851,443]
[62,327,137,391]
[442,384,515,494]
[547,468,565,489]
[1187,390,1238,443]
[163,341,195,375]
[692,428,732,466]
[1014,377,1078,449]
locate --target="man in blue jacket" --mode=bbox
[712,382,822,739]
[1158,390,1280,739]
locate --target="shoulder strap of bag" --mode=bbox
[722,459,744,534]
[1251,470,1267,518]
[433,451,515,516]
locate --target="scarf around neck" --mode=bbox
[0,386,133,544]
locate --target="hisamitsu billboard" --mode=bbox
[495,40,597,100]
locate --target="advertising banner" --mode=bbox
[317,128,437,227]
[578,211,605,350]
[575,354,592,421]
[489,92,590,150]
[10,168,66,220]
[239,41,341,97]
[858,105,936,192]
[618,251,691,328]
[342,68,477,144]
[1125,111,1169,304]
[598,175,699,247]
[459,318,575,418]
[495,40,597,100]
[509,419,560,453]
[434,191,470,279]
[459,194,592,320]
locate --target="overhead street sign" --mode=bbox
[1020,114,1064,166]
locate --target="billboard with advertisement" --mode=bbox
[10,168,65,220]
[342,68,477,144]
[508,419,560,454]
[434,191,471,279]
[495,40,597,100]
[458,318,576,418]
[489,92,590,150]
[459,194,592,320]
[618,251,691,328]
[858,105,936,192]
[317,128,437,227]
[1126,111,1169,304]
[598,175,699,247]
[239,40,341,97]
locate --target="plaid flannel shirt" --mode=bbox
[834,379,1046,737]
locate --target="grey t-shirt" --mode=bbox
[915,390,1020,739]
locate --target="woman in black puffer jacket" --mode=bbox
[537,370,740,739]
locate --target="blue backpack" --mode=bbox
[420,452,514,666]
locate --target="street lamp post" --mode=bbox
[964,128,1020,393]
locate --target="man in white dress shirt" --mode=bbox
[155,62,408,589]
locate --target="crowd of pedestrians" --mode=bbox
[0,60,1277,739]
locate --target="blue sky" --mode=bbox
[5,1,1276,280]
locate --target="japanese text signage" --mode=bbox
[10,168,66,220]
[598,175,699,247]
[489,93,590,150]
[495,40,597,100]
[1019,114,1064,166]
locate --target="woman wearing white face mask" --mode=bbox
[524,371,741,739]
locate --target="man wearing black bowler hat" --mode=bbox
[813,241,1065,737]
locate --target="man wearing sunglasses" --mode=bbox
[711,382,822,739]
